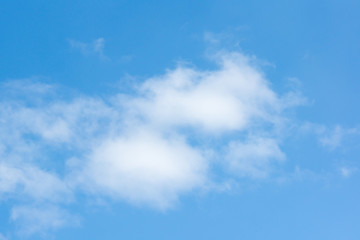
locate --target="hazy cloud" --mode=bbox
[0,233,7,240]
[0,163,72,202]
[225,137,285,178]
[11,205,79,235]
[339,166,358,178]
[300,123,360,150]
[68,38,108,60]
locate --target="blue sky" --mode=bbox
[1,0,360,239]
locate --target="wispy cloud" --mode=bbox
[225,137,285,178]
[339,166,358,178]
[0,163,72,202]
[11,205,79,236]
[300,123,360,150]
[68,38,109,60]
[319,126,359,149]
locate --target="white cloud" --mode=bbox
[0,163,72,202]
[1,79,54,96]
[0,96,119,149]
[0,51,304,234]
[11,205,79,235]
[81,127,207,209]
[0,88,119,233]
[129,52,288,133]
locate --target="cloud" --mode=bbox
[1,79,54,96]
[81,128,207,209]
[128,52,295,133]
[68,38,108,60]
[0,51,303,234]
[319,125,359,149]
[0,233,7,240]
[0,95,119,149]
[10,205,79,235]
[225,137,285,178]
[339,166,357,178]
[300,123,360,150]
[68,51,300,209]
[0,163,72,202]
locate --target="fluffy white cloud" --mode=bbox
[71,52,296,208]
[0,51,303,234]
[129,52,284,133]
[81,128,207,209]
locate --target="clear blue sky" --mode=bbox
[1,1,360,239]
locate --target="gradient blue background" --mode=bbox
[1,1,360,239]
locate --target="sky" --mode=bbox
[1,0,360,239]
